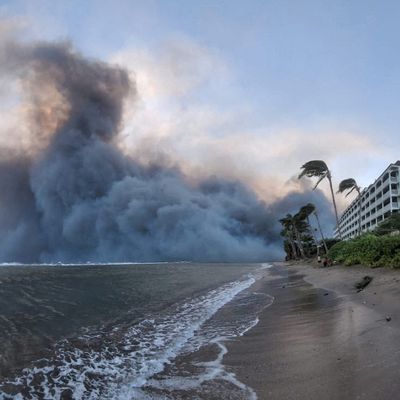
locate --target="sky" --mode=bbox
[1,0,400,212]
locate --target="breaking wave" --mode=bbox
[0,266,274,399]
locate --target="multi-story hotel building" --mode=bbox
[334,161,400,239]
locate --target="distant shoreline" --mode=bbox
[0,261,176,266]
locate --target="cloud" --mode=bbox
[113,35,230,99]
[0,24,382,262]
[0,29,308,263]
[111,38,383,210]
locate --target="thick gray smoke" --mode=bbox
[0,40,334,263]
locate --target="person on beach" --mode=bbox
[322,257,332,267]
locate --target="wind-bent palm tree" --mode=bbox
[338,178,362,236]
[298,160,343,239]
[299,203,328,254]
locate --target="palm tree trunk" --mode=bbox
[314,210,328,254]
[327,172,343,239]
[288,233,297,259]
[292,222,305,258]
[307,216,318,252]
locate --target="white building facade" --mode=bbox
[335,161,400,239]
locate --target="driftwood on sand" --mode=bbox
[355,276,373,292]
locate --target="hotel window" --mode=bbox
[383,173,389,182]
[383,185,390,194]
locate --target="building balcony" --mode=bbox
[383,203,392,214]
[382,189,391,201]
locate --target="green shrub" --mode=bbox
[374,214,400,236]
[344,254,360,266]
[328,234,400,268]
[390,251,400,269]
[328,241,347,261]
[372,255,392,268]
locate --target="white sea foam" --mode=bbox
[260,262,273,269]
[114,272,274,400]
[0,264,276,399]
[0,267,276,399]
[104,275,261,399]
[143,339,258,400]
[142,296,273,400]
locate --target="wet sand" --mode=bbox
[224,262,400,399]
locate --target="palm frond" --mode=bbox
[298,160,329,179]
[337,178,361,197]
[345,186,357,197]
[279,214,293,228]
[312,172,328,190]
[299,203,316,217]
[337,178,356,193]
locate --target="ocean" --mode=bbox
[0,262,274,399]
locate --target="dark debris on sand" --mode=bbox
[355,276,373,292]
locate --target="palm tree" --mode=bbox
[280,229,296,260]
[279,215,298,259]
[280,213,306,259]
[298,160,343,239]
[293,211,313,257]
[299,203,327,255]
[337,178,362,236]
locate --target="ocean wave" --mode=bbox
[0,270,271,399]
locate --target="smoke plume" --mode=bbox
[0,38,333,263]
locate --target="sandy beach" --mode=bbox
[224,262,400,400]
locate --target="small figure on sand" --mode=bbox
[322,257,332,267]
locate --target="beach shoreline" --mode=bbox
[223,262,400,399]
